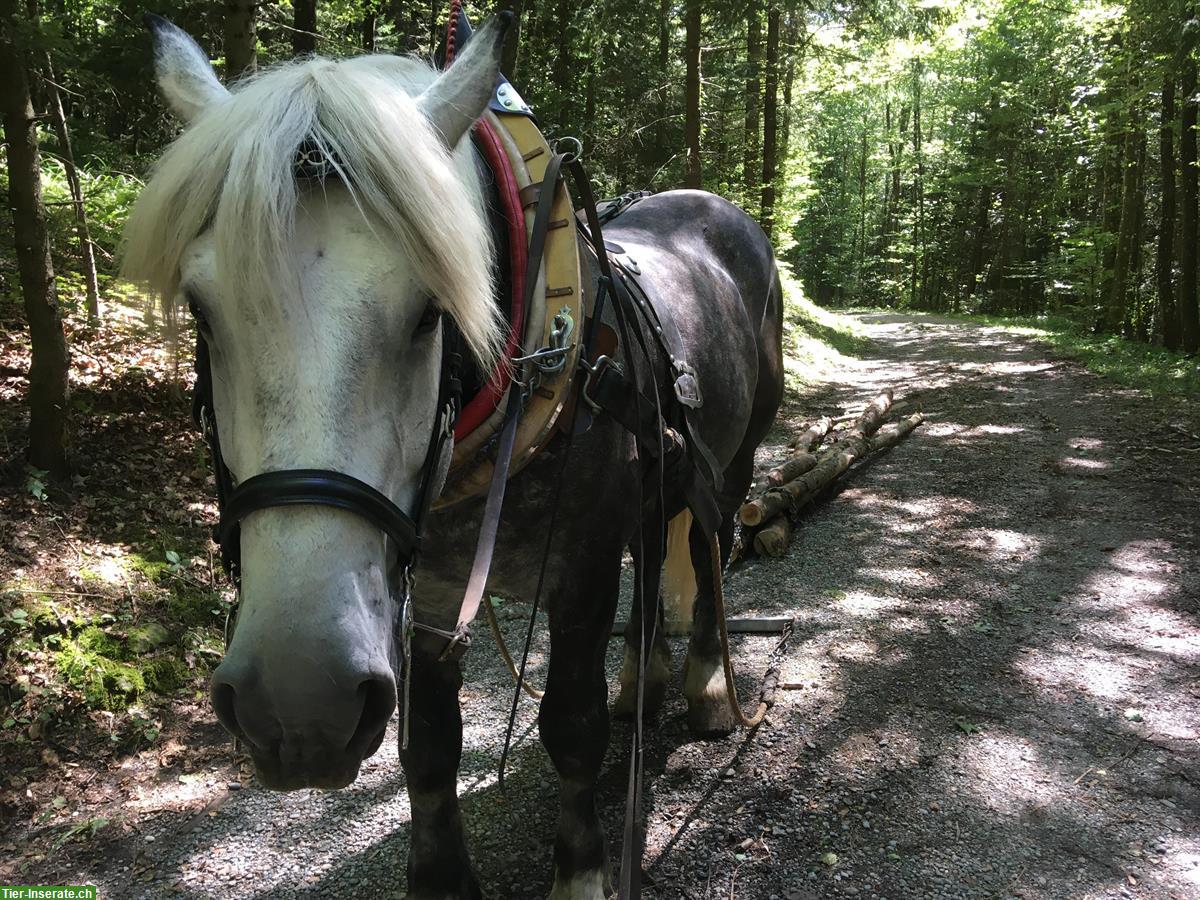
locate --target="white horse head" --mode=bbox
[123,15,509,789]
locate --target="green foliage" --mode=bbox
[778,264,872,390]
[951,311,1200,401]
[55,628,146,711]
[50,618,196,711]
[143,656,189,693]
[785,0,1192,348]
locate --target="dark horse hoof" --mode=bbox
[686,702,738,738]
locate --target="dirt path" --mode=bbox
[10,313,1200,898]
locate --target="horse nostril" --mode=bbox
[211,679,247,742]
[347,674,396,756]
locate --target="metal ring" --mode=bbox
[551,136,583,163]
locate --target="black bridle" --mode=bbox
[191,305,462,589]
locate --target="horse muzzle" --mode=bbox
[210,655,396,791]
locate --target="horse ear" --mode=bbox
[417,12,513,149]
[144,14,230,122]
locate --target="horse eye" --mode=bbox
[414,304,441,337]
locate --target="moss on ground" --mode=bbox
[43,618,193,710]
[125,551,170,582]
[143,656,189,693]
[55,634,146,711]
[166,587,225,628]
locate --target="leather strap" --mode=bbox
[436,383,521,659]
[563,158,651,900]
[611,261,726,493]
[218,469,420,568]
[430,150,568,659]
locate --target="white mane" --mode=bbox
[122,54,502,366]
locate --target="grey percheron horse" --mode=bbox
[124,14,782,899]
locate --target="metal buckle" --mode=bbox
[436,626,473,663]
[581,355,621,414]
[514,306,576,376]
[672,360,702,408]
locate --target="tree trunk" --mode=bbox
[759,5,779,237]
[654,0,671,169]
[1159,71,1180,348]
[912,58,925,309]
[1108,105,1142,333]
[551,0,572,125]
[683,0,702,189]
[965,184,991,300]
[778,15,798,193]
[744,8,761,214]
[1130,131,1148,339]
[583,59,597,134]
[224,0,257,81]
[499,0,523,80]
[361,4,378,51]
[1,0,71,477]
[1181,23,1199,353]
[41,53,99,324]
[357,2,376,51]
[857,127,868,285]
[1099,96,1125,321]
[388,1,420,53]
[293,0,316,55]
[883,103,909,289]
[878,101,894,255]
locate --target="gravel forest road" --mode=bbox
[17,313,1200,899]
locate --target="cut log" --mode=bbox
[853,389,893,438]
[755,411,925,527]
[768,417,832,486]
[764,449,821,488]
[867,412,925,454]
[740,390,893,526]
[786,415,833,452]
[753,515,791,557]
[882,398,916,421]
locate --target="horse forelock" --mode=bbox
[121,54,502,369]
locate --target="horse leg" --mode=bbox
[683,450,756,737]
[612,514,670,722]
[539,549,625,899]
[400,641,479,900]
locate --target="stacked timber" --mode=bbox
[740,390,925,558]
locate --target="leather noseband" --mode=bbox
[217,469,422,575]
[193,306,462,586]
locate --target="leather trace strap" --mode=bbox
[425,149,569,661]
[218,469,421,571]
[433,383,521,660]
